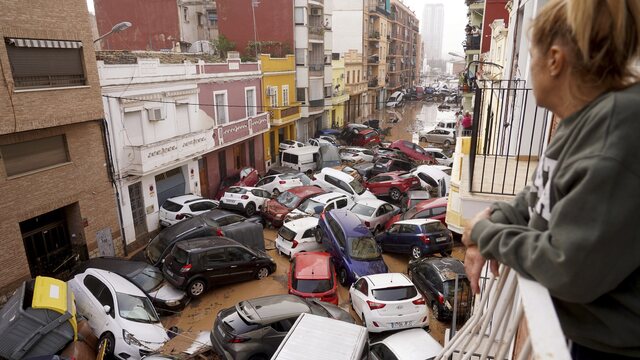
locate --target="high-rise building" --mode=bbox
[388,0,421,92]
[422,3,444,69]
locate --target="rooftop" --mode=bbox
[96,50,223,65]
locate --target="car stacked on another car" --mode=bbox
[370,328,443,360]
[349,199,399,234]
[400,190,431,212]
[389,140,435,164]
[364,171,422,202]
[376,219,453,259]
[339,147,375,163]
[262,186,326,227]
[275,217,323,258]
[351,128,381,147]
[219,186,271,216]
[288,252,339,305]
[370,156,414,177]
[162,237,276,297]
[284,191,352,222]
[214,167,260,200]
[254,173,304,195]
[349,273,428,333]
[385,196,448,229]
[158,195,218,227]
[423,147,454,166]
[278,140,305,151]
[312,167,376,202]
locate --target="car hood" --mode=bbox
[120,318,170,348]
[350,258,388,278]
[148,282,187,303]
[265,199,290,215]
[311,300,355,323]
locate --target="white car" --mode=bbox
[275,217,323,259]
[312,167,376,202]
[370,328,443,360]
[285,192,353,222]
[158,195,218,227]
[254,173,304,195]
[349,273,428,333]
[307,138,334,147]
[339,147,375,163]
[423,147,453,166]
[219,186,271,216]
[431,164,452,176]
[68,268,169,359]
[279,140,305,151]
[410,165,451,197]
[349,199,399,234]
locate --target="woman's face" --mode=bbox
[530,44,553,108]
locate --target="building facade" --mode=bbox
[388,0,420,92]
[364,0,391,113]
[343,50,367,123]
[260,54,301,168]
[0,0,122,296]
[330,55,349,128]
[422,4,445,70]
[94,0,219,52]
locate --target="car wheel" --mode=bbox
[256,267,270,280]
[188,279,207,298]
[440,248,453,257]
[245,202,256,217]
[444,140,452,147]
[314,226,323,243]
[420,137,427,143]
[411,246,422,260]
[389,187,402,201]
[432,302,443,321]
[99,332,115,356]
[338,268,348,286]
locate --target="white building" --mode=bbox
[99,56,214,248]
[422,3,444,66]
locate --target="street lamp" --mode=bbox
[93,21,132,43]
[448,51,465,59]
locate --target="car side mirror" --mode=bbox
[103,305,111,314]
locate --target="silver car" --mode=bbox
[421,128,456,147]
[210,295,354,360]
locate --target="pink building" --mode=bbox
[197,55,269,198]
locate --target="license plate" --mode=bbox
[391,321,412,329]
[436,236,448,242]
[226,199,237,204]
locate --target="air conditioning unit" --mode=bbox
[147,107,165,121]
[310,8,322,16]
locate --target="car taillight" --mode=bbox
[420,234,430,244]
[413,297,426,305]
[226,335,250,343]
[216,228,224,236]
[291,240,299,249]
[367,300,386,310]
[438,292,444,304]
[175,213,185,220]
[364,221,370,227]
[180,264,192,273]
[279,180,287,184]
[241,195,249,200]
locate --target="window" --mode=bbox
[357,70,360,82]
[294,7,305,25]
[324,85,332,98]
[282,85,289,106]
[183,7,189,22]
[6,39,86,89]
[197,12,205,26]
[1,135,70,177]
[245,87,256,117]
[431,207,446,216]
[256,176,274,187]
[282,152,298,164]
[207,11,218,27]
[296,88,306,103]
[302,228,315,238]
[217,214,245,226]
[206,249,226,264]
[226,247,253,262]
[214,91,228,124]
[189,201,217,212]
[218,151,227,179]
[269,86,278,108]
[347,71,350,83]
[355,278,368,295]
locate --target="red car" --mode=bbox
[214,167,260,199]
[288,252,338,305]
[262,186,325,227]
[351,128,381,147]
[389,140,435,164]
[364,171,422,201]
[385,196,448,229]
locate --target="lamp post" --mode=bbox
[448,51,465,59]
[93,21,132,44]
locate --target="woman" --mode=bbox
[462,0,640,359]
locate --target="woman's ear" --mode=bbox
[547,45,566,78]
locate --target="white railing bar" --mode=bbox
[516,337,532,360]
[517,275,571,360]
[479,278,518,360]
[495,305,524,360]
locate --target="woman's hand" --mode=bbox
[463,207,499,294]
[462,207,492,247]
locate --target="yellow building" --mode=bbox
[260,54,301,168]
[331,56,349,128]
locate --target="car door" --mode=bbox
[202,248,235,284]
[79,274,114,335]
[381,224,401,251]
[251,189,271,210]
[366,175,390,196]
[189,200,217,216]
[350,278,369,317]
[225,246,257,282]
[255,176,276,193]
[396,224,418,252]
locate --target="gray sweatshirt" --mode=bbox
[471,82,640,356]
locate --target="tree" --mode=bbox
[214,35,235,58]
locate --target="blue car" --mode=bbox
[316,209,388,286]
[315,128,341,138]
[376,218,453,260]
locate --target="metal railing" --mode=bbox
[465,35,481,51]
[469,80,551,195]
[436,265,571,360]
[14,74,86,89]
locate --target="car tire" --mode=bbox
[245,202,256,217]
[440,248,453,257]
[389,187,402,201]
[99,332,115,356]
[444,140,452,147]
[432,302,443,321]
[420,137,427,143]
[411,246,422,260]
[256,267,270,280]
[314,226,323,244]
[338,268,349,287]
[187,279,207,298]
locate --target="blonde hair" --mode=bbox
[531,0,640,90]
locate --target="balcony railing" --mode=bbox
[309,26,324,41]
[465,34,481,51]
[436,265,571,360]
[270,105,300,124]
[469,80,551,195]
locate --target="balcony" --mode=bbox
[269,104,301,126]
[368,78,379,88]
[309,26,325,41]
[216,112,270,146]
[332,90,349,104]
[309,63,324,77]
[124,128,214,176]
[308,99,325,114]
[368,31,380,40]
[465,34,481,51]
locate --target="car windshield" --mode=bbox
[226,187,247,194]
[372,286,418,301]
[277,191,301,209]
[282,140,295,145]
[298,198,324,214]
[408,199,427,209]
[348,236,382,260]
[291,173,312,185]
[130,267,164,292]
[293,278,333,294]
[146,233,172,264]
[278,225,297,241]
[351,204,376,217]
[422,222,447,233]
[116,292,159,323]
[349,179,366,195]
[403,206,422,220]
[414,145,427,155]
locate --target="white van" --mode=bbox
[271,313,368,360]
[386,91,404,108]
[280,146,320,172]
[312,168,376,201]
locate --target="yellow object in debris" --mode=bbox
[31,276,78,340]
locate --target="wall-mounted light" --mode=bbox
[149,185,154,192]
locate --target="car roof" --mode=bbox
[395,218,440,226]
[238,295,311,324]
[356,198,388,208]
[374,171,408,178]
[374,328,443,359]
[201,208,243,221]
[79,257,149,278]
[282,216,319,232]
[308,191,348,204]
[365,273,412,289]
[282,146,320,155]
[423,147,444,153]
[414,196,448,210]
[320,167,356,182]
[419,257,467,281]
[228,186,262,191]
[289,186,325,197]
[83,268,146,296]
[328,209,370,237]
[165,194,204,205]
[293,252,332,280]
[414,165,448,180]
[359,129,377,135]
[176,236,239,251]
[407,190,431,199]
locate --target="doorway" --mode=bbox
[128,182,148,243]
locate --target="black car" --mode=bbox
[408,257,473,322]
[162,237,276,297]
[145,209,264,267]
[265,166,299,176]
[76,257,188,313]
[351,161,375,180]
[370,156,415,177]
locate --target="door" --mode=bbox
[233,143,247,169]
[80,274,114,334]
[20,208,73,277]
[203,248,235,284]
[225,247,257,281]
[128,182,149,242]
[396,224,418,252]
[351,278,369,317]
[382,224,401,252]
[198,158,210,199]
[155,167,186,208]
[367,175,391,196]
[255,176,276,193]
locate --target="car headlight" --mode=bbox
[164,299,181,307]
[123,329,143,347]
